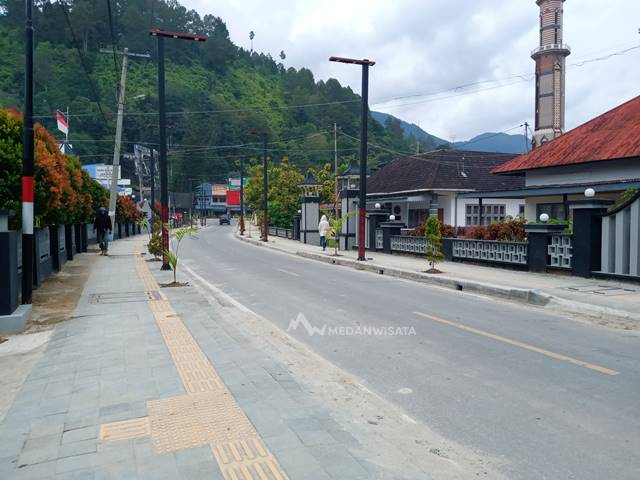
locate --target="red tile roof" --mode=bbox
[493,95,640,174]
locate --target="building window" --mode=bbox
[465,204,506,226]
[536,203,566,221]
[518,204,525,218]
[409,209,429,228]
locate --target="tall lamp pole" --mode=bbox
[329,56,375,261]
[239,158,245,235]
[21,0,35,304]
[149,29,206,270]
[247,131,270,241]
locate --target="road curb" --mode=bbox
[234,232,640,327]
[235,233,549,305]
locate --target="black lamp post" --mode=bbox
[329,56,375,261]
[149,28,207,270]
[21,0,35,303]
[239,158,245,235]
[247,130,270,241]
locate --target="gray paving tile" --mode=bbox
[98,403,129,418]
[62,426,98,444]
[308,445,369,478]
[173,446,214,466]
[55,467,95,480]
[94,462,139,480]
[55,452,98,474]
[59,439,97,458]
[0,433,27,458]
[18,434,61,467]
[295,429,338,447]
[180,461,223,480]
[11,460,57,480]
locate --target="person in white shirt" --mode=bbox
[318,215,330,251]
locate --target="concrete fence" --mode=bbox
[373,227,576,274]
[1,213,143,333]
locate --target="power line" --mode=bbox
[57,0,111,128]
[33,40,639,121]
[105,0,121,84]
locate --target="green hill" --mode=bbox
[0,0,416,190]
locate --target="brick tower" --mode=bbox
[531,0,570,148]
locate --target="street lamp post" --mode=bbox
[247,131,270,241]
[239,158,245,235]
[329,56,375,261]
[149,28,207,270]
[21,0,35,304]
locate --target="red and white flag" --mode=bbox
[56,110,68,135]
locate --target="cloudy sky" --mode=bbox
[183,0,639,141]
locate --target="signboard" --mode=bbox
[82,163,121,181]
[227,190,241,206]
[227,177,248,191]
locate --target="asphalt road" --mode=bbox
[181,224,640,480]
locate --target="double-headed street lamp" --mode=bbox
[247,130,270,241]
[328,56,375,261]
[149,28,207,270]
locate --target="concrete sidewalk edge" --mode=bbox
[235,232,640,326]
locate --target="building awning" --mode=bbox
[459,179,640,199]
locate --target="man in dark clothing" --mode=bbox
[93,207,112,256]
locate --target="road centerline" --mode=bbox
[413,311,621,376]
[276,268,300,277]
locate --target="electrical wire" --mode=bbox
[33,40,639,121]
[105,0,121,84]
[57,0,111,128]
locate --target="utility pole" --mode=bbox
[101,48,150,233]
[106,49,127,231]
[149,28,207,270]
[334,123,339,220]
[524,122,530,153]
[21,0,35,305]
[329,56,375,261]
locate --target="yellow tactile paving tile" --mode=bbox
[97,255,289,478]
[212,438,288,480]
[98,417,150,442]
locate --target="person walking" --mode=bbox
[93,207,112,256]
[318,214,330,252]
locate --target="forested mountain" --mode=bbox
[0,0,417,190]
[371,111,447,151]
[454,132,528,154]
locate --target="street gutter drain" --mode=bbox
[456,284,463,291]
[89,290,160,304]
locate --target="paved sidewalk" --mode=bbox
[237,230,640,329]
[0,234,473,479]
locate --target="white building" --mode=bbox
[366,149,525,228]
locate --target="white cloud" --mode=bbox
[183,0,640,140]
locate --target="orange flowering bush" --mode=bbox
[0,108,107,228]
[116,195,142,222]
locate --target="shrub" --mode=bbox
[147,214,163,259]
[0,108,107,228]
[425,216,444,269]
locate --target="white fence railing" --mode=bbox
[390,235,429,254]
[548,234,572,269]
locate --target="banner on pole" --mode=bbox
[56,110,68,135]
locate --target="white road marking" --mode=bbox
[277,268,300,277]
[414,311,621,376]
